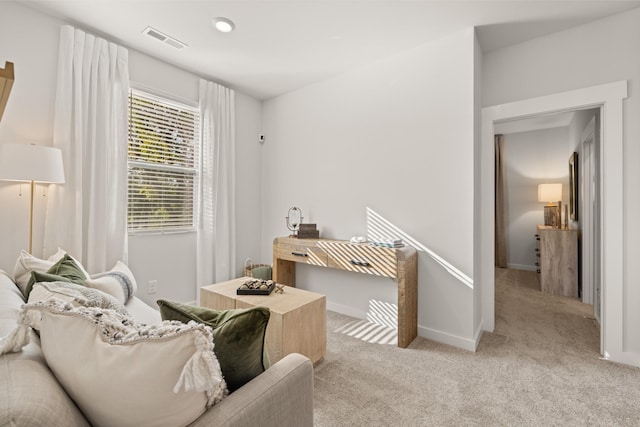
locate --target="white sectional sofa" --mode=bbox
[0,269,314,426]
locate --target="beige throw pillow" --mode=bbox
[13,250,64,296]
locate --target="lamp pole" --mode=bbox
[29,180,35,254]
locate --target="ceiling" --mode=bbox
[20,0,640,100]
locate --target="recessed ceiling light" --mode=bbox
[212,17,235,33]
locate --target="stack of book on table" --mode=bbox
[370,238,404,248]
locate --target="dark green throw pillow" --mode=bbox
[24,254,88,298]
[48,254,88,282]
[157,300,270,392]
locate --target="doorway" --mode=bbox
[480,81,629,364]
[493,108,601,348]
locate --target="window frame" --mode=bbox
[126,86,201,235]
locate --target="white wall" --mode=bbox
[483,7,640,356]
[262,28,478,349]
[0,2,60,271]
[235,93,265,270]
[0,3,263,307]
[502,127,570,270]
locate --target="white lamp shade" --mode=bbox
[0,143,65,183]
[538,183,562,203]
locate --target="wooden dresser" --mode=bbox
[273,237,418,348]
[535,225,579,297]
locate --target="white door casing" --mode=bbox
[581,117,596,307]
[479,81,637,366]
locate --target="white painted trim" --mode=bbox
[506,263,537,272]
[473,322,483,351]
[329,301,482,351]
[326,301,368,320]
[419,325,479,352]
[480,81,639,367]
[580,117,597,306]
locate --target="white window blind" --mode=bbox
[127,89,200,233]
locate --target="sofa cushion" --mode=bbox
[0,270,90,426]
[157,300,270,392]
[125,296,162,325]
[6,300,227,427]
[85,261,137,304]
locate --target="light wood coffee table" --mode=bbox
[200,277,326,364]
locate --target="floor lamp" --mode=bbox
[0,143,65,254]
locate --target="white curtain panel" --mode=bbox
[197,79,236,296]
[44,25,129,273]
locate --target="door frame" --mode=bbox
[580,117,597,307]
[479,81,635,365]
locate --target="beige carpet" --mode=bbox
[313,268,640,426]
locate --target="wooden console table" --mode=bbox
[273,237,418,348]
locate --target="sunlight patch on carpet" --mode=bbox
[335,299,398,345]
[366,299,397,329]
[334,319,398,345]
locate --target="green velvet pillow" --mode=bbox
[157,300,270,392]
[48,254,88,281]
[24,261,87,298]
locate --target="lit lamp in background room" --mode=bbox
[0,143,65,254]
[538,183,562,228]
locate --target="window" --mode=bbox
[127,89,200,233]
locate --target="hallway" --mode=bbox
[494,267,599,357]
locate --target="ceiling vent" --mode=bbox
[142,26,187,50]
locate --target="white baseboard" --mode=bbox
[418,325,478,352]
[603,350,640,368]
[472,322,484,351]
[328,303,481,352]
[506,263,537,272]
[326,301,367,320]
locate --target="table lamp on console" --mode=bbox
[538,183,562,228]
